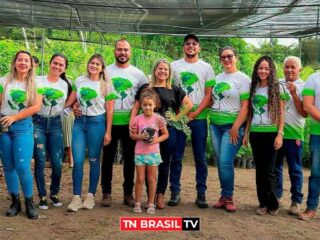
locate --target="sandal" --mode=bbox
[147,204,156,214]
[133,203,142,213]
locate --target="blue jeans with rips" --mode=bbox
[72,114,105,196]
[173,119,208,194]
[306,135,320,210]
[33,114,64,198]
[210,123,244,197]
[0,117,34,197]
[275,139,304,203]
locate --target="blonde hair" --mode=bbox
[86,53,110,96]
[149,59,172,89]
[5,50,36,106]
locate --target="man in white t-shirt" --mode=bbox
[170,34,215,208]
[100,39,148,207]
[275,56,307,215]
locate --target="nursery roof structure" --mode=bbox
[0,0,320,38]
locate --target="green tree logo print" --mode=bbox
[111,77,133,109]
[213,82,231,109]
[179,72,199,95]
[38,87,64,115]
[252,94,268,124]
[8,89,26,111]
[79,87,98,115]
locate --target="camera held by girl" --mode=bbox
[130,89,169,214]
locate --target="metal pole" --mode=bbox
[299,38,302,59]
[41,29,45,75]
[22,27,30,51]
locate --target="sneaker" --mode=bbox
[156,194,165,209]
[50,195,63,207]
[224,197,237,213]
[133,203,142,213]
[277,198,283,208]
[195,194,209,209]
[100,193,112,207]
[168,193,180,206]
[124,194,135,207]
[147,204,156,214]
[67,195,82,212]
[39,197,48,210]
[298,209,316,221]
[213,197,226,209]
[288,202,300,215]
[82,194,95,210]
[256,207,268,215]
[269,208,279,216]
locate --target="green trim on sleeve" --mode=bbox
[205,79,216,87]
[240,92,250,101]
[105,92,119,101]
[0,85,3,94]
[302,88,315,96]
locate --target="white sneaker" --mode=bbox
[82,194,95,210]
[67,195,82,212]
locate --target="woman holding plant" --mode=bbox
[209,46,251,212]
[131,59,193,209]
[33,53,72,210]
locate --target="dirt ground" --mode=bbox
[0,146,319,240]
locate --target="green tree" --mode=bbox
[213,82,231,109]
[38,87,64,115]
[252,94,268,123]
[179,72,199,95]
[9,89,26,111]
[111,77,133,109]
[79,87,98,115]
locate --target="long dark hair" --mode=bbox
[249,56,281,124]
[49,53,72,96]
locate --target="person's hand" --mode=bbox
[139,131,150,142]
[72,102,82,118]
[103,132,111,146]
[187,112,197,121]
[286,81,297,96]
[1,115,18,128]
[229,125,239,145]
[274,134,283,150]
[242,134,249,147]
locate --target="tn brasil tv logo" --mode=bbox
[120,217,200,231]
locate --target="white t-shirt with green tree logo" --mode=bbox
[250,86,286,132]
[36,75,68,116]
[73,76,113,116]
[209,71,251,125]
[171,59,216,120]
[302,72,320,136]
[106,64,148,125]
[280,79,305,140]
[0,77,29,115]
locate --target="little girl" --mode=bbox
[130,89,169,214]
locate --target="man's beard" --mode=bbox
[185,53,196,58]
[116,56,130,64]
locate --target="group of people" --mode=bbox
[0,34,319,221]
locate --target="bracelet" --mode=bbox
[278,131,284,136]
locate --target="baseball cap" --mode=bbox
[184,34,200,43]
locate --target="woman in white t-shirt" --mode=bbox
[33,53,72,210]
[209,46,250,212]
[66,54,114,212]
[0,50,42,219]
[243,56,285,216]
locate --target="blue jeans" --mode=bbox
[210,124,244,197]
[275,139,304,203]
[173,119,208,194]
[0,118,34,197]
[156,127,177,194]
[33,115,64,198]
[306,135,320,210]
[72,114,106,196]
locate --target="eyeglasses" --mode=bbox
[220,54,234,61]
[184,41,199,46]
